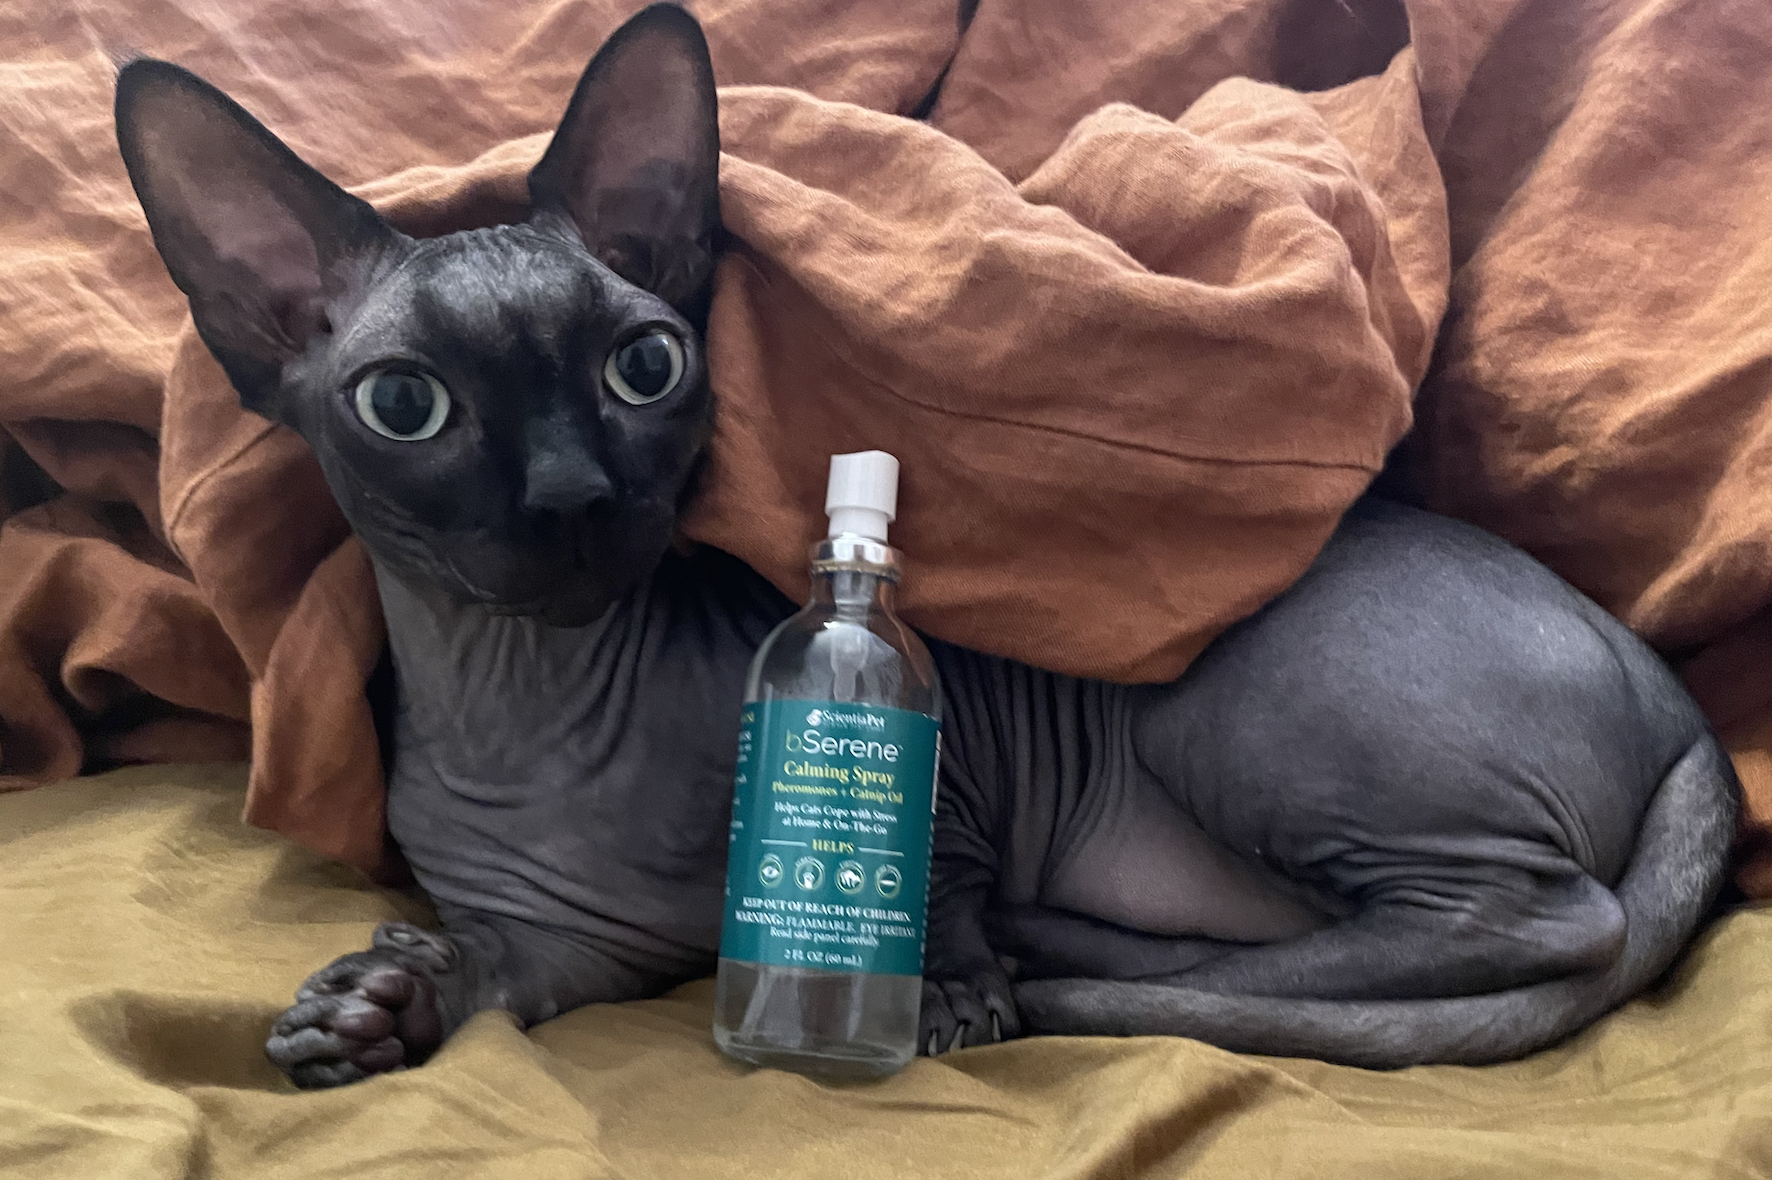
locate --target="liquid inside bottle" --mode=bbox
[713,452,941,1079]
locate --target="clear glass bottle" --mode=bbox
[713,452,942,1079]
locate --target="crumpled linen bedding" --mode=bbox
[3,2,1772,1172]
[8,0,1772,891]
[3,764,1769,1180]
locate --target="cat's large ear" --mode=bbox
[528,4,720,319]
[115,59,395,413]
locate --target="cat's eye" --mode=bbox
[604,331,685,406]
[353,369,450,441]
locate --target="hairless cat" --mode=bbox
[114,4,1736,1088]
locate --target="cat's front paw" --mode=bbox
[265,922,455,1089]
[919,964,1021,1055]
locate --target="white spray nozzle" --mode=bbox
[825,450,899,542]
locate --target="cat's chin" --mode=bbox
[414,546,629,628]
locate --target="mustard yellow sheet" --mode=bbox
[3,765,1768,1179]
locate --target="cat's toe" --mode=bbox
[266,991,404,1088]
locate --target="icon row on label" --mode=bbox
[757,853,901,898]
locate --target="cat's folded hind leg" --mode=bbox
[986,905,1241,981]
[1149,857,1628,1000]
[1000,855,1626,1008]
[1010,736,1735,1068]
[1005,856,1637,1068]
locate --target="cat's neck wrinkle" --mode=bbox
[374,561,656,767]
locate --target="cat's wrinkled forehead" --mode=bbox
[342,224,680,365]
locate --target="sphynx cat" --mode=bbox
[113,5,1736,1086]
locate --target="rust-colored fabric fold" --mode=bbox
[5,0,1771,895]
[686,79,1428,679]
[1392,0,1772,888]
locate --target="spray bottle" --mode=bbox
[712,451,941,1078]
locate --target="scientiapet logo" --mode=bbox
[805,707,886,731]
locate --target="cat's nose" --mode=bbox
[523,440,615,514]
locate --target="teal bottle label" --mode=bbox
[720,699,940,976]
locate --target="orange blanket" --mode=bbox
[2,0,1769,891]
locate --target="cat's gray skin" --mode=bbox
[115,5,1737,1089]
